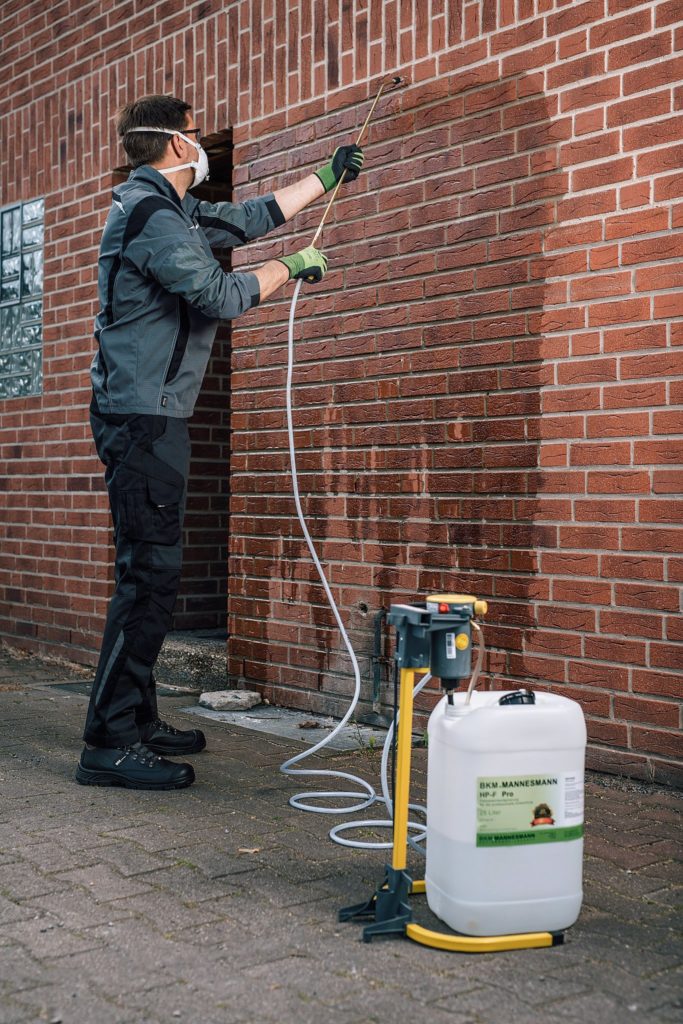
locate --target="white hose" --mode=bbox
[279,279,427,850]
[279,280,486,850]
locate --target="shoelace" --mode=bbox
[149,719,179,736]
[114,743,160,768]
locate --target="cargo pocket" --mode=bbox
[109,444,184,545]
[146,473,183,545]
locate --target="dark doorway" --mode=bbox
[174,129,233,631]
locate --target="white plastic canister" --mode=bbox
[425,690,586,936]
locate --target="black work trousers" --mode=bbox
[83,410,190,748]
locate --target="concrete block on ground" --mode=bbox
[198,689,262,711]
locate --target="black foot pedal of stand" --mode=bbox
[339,865,413,941]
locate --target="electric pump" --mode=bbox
[389,593,488,704]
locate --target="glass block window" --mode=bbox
[0,198,44,399]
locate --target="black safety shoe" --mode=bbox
[75,742,195,790]
[139,718,207,756]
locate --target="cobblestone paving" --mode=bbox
[0,647,681,1024]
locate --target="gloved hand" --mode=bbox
[278,245,328,283]
[315,145,364,193]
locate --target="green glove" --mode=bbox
[278,245,328,283]
[315,145,364,192]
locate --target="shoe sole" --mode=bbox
[75,765,194,790]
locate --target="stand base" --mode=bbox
[406,921,564,953]
[340,874,564,952]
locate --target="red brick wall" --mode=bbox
[0,0,681,785]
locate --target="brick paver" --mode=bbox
[0,647,680,1024]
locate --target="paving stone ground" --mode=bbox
[0,645,681,1024]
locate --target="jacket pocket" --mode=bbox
[110,444,184,545]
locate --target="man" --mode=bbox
[76,95,363,790]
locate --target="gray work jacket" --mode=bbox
[90,165,285,418]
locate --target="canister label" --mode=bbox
[476,772,584,847]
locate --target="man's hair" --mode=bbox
[117,96,192,168]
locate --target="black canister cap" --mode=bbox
[498,689,536,705]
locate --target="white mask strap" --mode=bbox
[125,127,199,152]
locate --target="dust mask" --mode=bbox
[126,127,209,188]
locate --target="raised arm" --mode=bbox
[184,144,365,248]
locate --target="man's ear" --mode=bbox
[170,133,186,158]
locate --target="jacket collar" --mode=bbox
[128,165,184,209]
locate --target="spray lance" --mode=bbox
[305,75,407,271]
[283,75,407,284]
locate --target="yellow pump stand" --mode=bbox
[390,667,421,873]
[393,668,560,954]
[405,923,557,953]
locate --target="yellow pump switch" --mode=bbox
[474,600,488,617]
